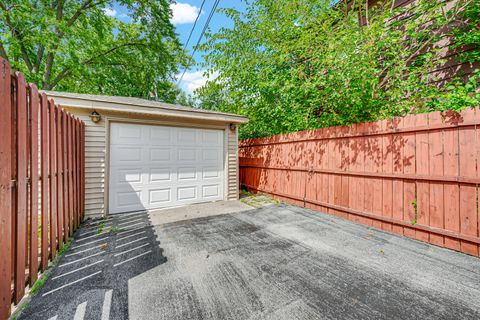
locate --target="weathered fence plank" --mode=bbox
[28,85,39,286]
[14,72,28,304]
[62,110,69,242]
[57,107,64,247]
[40,93,49,272]
[0,58,12,319]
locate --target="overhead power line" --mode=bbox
[177,0,220,86]
[182,0,207,51]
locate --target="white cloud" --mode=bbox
[103,7,117,17]
[178,70,218,93]
[170,2,201,25]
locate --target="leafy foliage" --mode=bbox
[0,0,186,102]
[196,0,480,139]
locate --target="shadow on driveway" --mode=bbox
[19,210,166,320]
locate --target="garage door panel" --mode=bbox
[177,148,197,162]
[109,123,224,213]
[202,148,222,162]
[149,188,172,205]
[177,167,197,181]
[111,146,142,162]
[114,168,143,184]
[202,167,220,179]
[149,148,172,162]
[202,130,222,145]
[177,186,197,201]
[149,168,172,182]
[202,184,220,198]
[114,190,143,209]
[177,128,199,146]
[149,127,172,144]
[112,125,144,145]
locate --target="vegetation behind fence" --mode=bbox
[0,58,85,318]
[240,109,480,257]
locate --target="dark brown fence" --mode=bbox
[0,58,85,318]
[239,108,480,258]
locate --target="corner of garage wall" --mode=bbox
[66,107,106,217]
[227,126,239,200]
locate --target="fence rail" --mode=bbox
[239,108,480,257]
[0,58,85,319]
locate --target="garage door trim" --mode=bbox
[105,118,229,214]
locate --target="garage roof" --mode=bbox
[43,91,248,124]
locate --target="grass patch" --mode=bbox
[108,226,124,234]
[29,238,72,296]
[97,222,106,234]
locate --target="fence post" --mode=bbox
[0,57,12,320]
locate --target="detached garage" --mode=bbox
[44,91,248,217]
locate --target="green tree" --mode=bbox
[197,0,479,139]
[0,0,186,101]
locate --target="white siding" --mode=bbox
[72,110,106,216]
[63,108,240,217]
[227,127,239,200]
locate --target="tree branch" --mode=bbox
[66,0,109,28]
[0,3,33,71]
[0,41,8,60]
[34,45,44,73]
[50,42,148,88]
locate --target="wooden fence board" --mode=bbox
[68,116,74,235]
[403,115,416,238]
[415,114,430,242]
[62,110,69,241]
[48,100,57,258]
[0,58,12,319]
[80,121,84,221]
[382,122,393,232]
[443,111,460,251]
[73,119,78,229]
[392,118,404,235]
[40,93,49,272]
[14,73,28,304]
[57,107,64,247]
[428,112,445,247]
[28,85,39,286]
[458,108,478,256]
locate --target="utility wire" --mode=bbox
[182,0,207,52]
[177,0,220,86]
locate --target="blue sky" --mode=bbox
[106,1,247,94]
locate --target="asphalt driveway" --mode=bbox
[18,202,480,320]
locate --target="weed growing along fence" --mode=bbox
[240,108,480,257]
[0,58,85,318]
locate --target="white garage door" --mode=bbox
[109,123,224,213]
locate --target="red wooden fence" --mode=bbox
[239,108,480,258]
[0,58,85,318]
